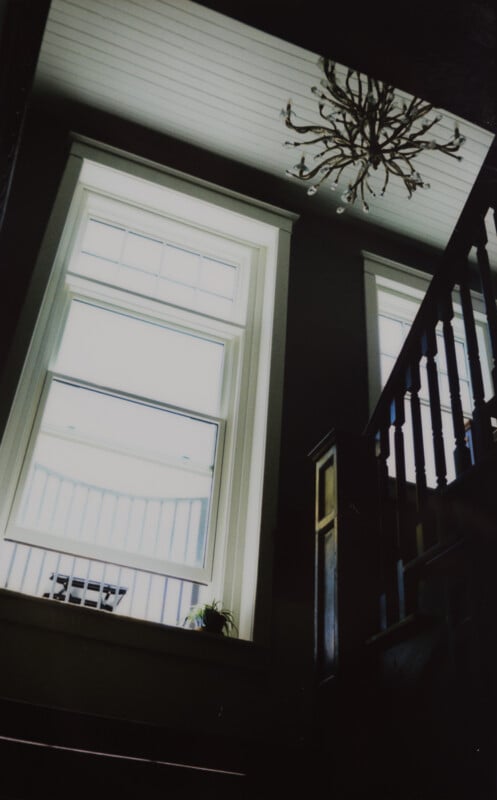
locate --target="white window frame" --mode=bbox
[0,139,296,641]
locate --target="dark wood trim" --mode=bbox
[0,0,51,233]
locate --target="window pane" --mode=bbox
[200,257,237,300]
[121,231,162,273]
[378,315,405,357]
[460,380,472,415]
[81,219,125,261]
[116,265,157,296]
[17,381,218,570]
[380,353,396,385]
[55,301,224,415]
[455,339,469,379]
[419,359,429,402]
[163,244,199,285]
[435,331,447,372]
[77,253,120,283]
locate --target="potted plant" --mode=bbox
[184,599,238,637]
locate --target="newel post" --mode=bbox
[309,429,380,684]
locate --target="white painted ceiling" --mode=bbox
[33,0,496,260]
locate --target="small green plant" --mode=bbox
[184,599,238,637]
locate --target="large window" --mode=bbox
[0,143,293,639]
[364,253,493,485]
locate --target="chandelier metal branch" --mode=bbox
[283,58,466,213]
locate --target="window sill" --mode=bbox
[0,588,269,672]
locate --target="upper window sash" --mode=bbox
[69,190,253,326]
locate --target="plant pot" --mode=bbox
[202,608,226,635]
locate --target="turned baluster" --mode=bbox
[439,292,472,476]
[392,392,408,619]
[422,327,447,492]
[474,216,497,397]
[458,255,493,461]
[407,354,434,554]
[376,419,399,629]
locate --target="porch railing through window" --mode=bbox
[365,202,497,631]
[0,538,201,626]
[20,464,209,568]
[0,463,210,627]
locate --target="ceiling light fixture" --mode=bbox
[283,58,466,214]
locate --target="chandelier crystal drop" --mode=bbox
[283,58,466,213]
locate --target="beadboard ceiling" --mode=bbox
[33,0,496,258]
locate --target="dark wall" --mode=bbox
[0,91,446,771]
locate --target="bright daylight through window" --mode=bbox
[0,143,292,640]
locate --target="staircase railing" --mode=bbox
[364,168,497,632]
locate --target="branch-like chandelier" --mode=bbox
[283,58,466,214]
